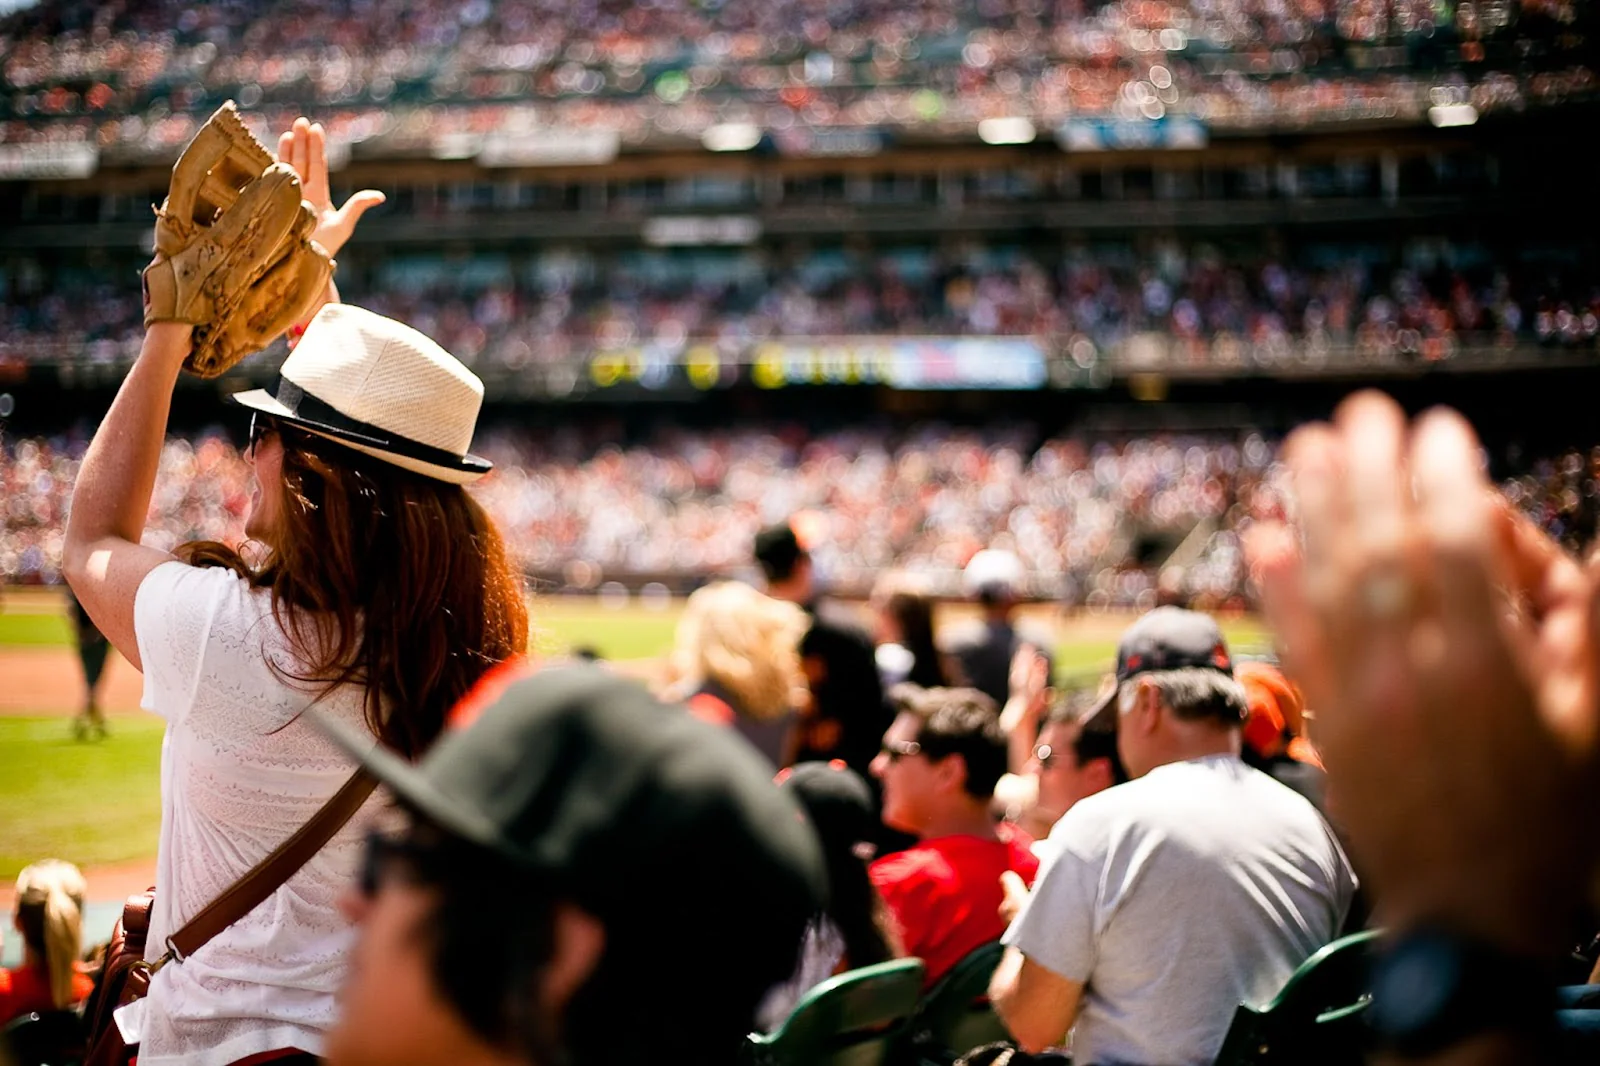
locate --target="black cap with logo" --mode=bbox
[1083,606,1236,730]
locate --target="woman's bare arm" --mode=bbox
[62,323,194,670]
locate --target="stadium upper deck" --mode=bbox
[0,0,1593,159]
[0,1,1594,395]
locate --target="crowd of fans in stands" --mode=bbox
[0,0,1593,151]
[6,421,1597,609]
[4,240,1597,368]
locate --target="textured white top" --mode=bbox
[133,562,383,1066]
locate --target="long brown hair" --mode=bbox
[181,423,528,759]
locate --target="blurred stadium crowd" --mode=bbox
[5,423,1596,603]
[4,238,1598,370]
[0,0,1593,151]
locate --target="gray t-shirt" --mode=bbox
[1003,753,1356,1066]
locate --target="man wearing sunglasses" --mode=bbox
[1027,697,1126,834]
[316,663,825,1066]
[867,684,1039,988]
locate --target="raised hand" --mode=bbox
[1002,643,1054,774]
[277,117,384,259]
[1247,391,1600,958]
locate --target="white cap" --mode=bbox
[962,549,1025,599]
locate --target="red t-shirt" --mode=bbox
[0,963,95,1023]
[869,826,1039,986]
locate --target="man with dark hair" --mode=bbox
[754,520,890,778]
[992,607,1356,1064]
[318,664,825,1066]
[868,684,1039,987]
[942,549,1056,710]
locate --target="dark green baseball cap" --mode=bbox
[318,663,825,1016]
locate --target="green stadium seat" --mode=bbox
[743,957,927,1066]
[898,941,1011,1066]
[1212,929,1382,1066]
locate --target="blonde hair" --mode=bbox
[669,582,807,721]
[14,859,87,1009]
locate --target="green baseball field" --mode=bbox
[0,587,1270,883]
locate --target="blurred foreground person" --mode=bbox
[320,664,824,1066]
[664,580,808,769]
[992,608,1355,1063]
[755,521,890,778]
[0,860,93,1023]
[869,685,1038,987]
[1250,392,1600,1064]
[61,117,526,1065]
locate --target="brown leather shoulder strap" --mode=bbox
[167,769,379,961]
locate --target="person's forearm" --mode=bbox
[1003,699,1037,775]
[63,324,191,569]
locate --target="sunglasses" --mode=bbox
[247,413,276,452]
[880,738,923,762]
[358,828,433,899]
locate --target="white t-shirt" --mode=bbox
[133,562,383,1066]
[1003,753,1356,1066]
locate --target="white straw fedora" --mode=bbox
[231,304,491,484]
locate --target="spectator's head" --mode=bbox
[13,859,87,1010]
[777,761,900,967]
[870,685,1007,836]
[1087,607,1247,779]
[1236,660,1307,763]
[1029,692,1126,824]
[869,572,945,688]
[753,521,812,602]
[963,549,1024,615]
[200,305,529,761]
[668,580,807,721]
[322,664,825,1066]
[232,304,495,539]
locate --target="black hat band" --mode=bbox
[271,377,490,474]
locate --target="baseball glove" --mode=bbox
[142,101,333,378]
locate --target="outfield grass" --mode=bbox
[1052,617,1273,686]
[528,598,682,662]
[0,610,71,646]
[0,717,165,879]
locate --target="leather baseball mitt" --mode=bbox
[142,101,333,378]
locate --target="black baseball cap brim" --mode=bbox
[1079,678,1120,735]
[312,664,827,917]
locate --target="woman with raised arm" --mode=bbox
[62,117,527,1066]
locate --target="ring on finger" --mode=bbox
[1359,569,1413,620]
